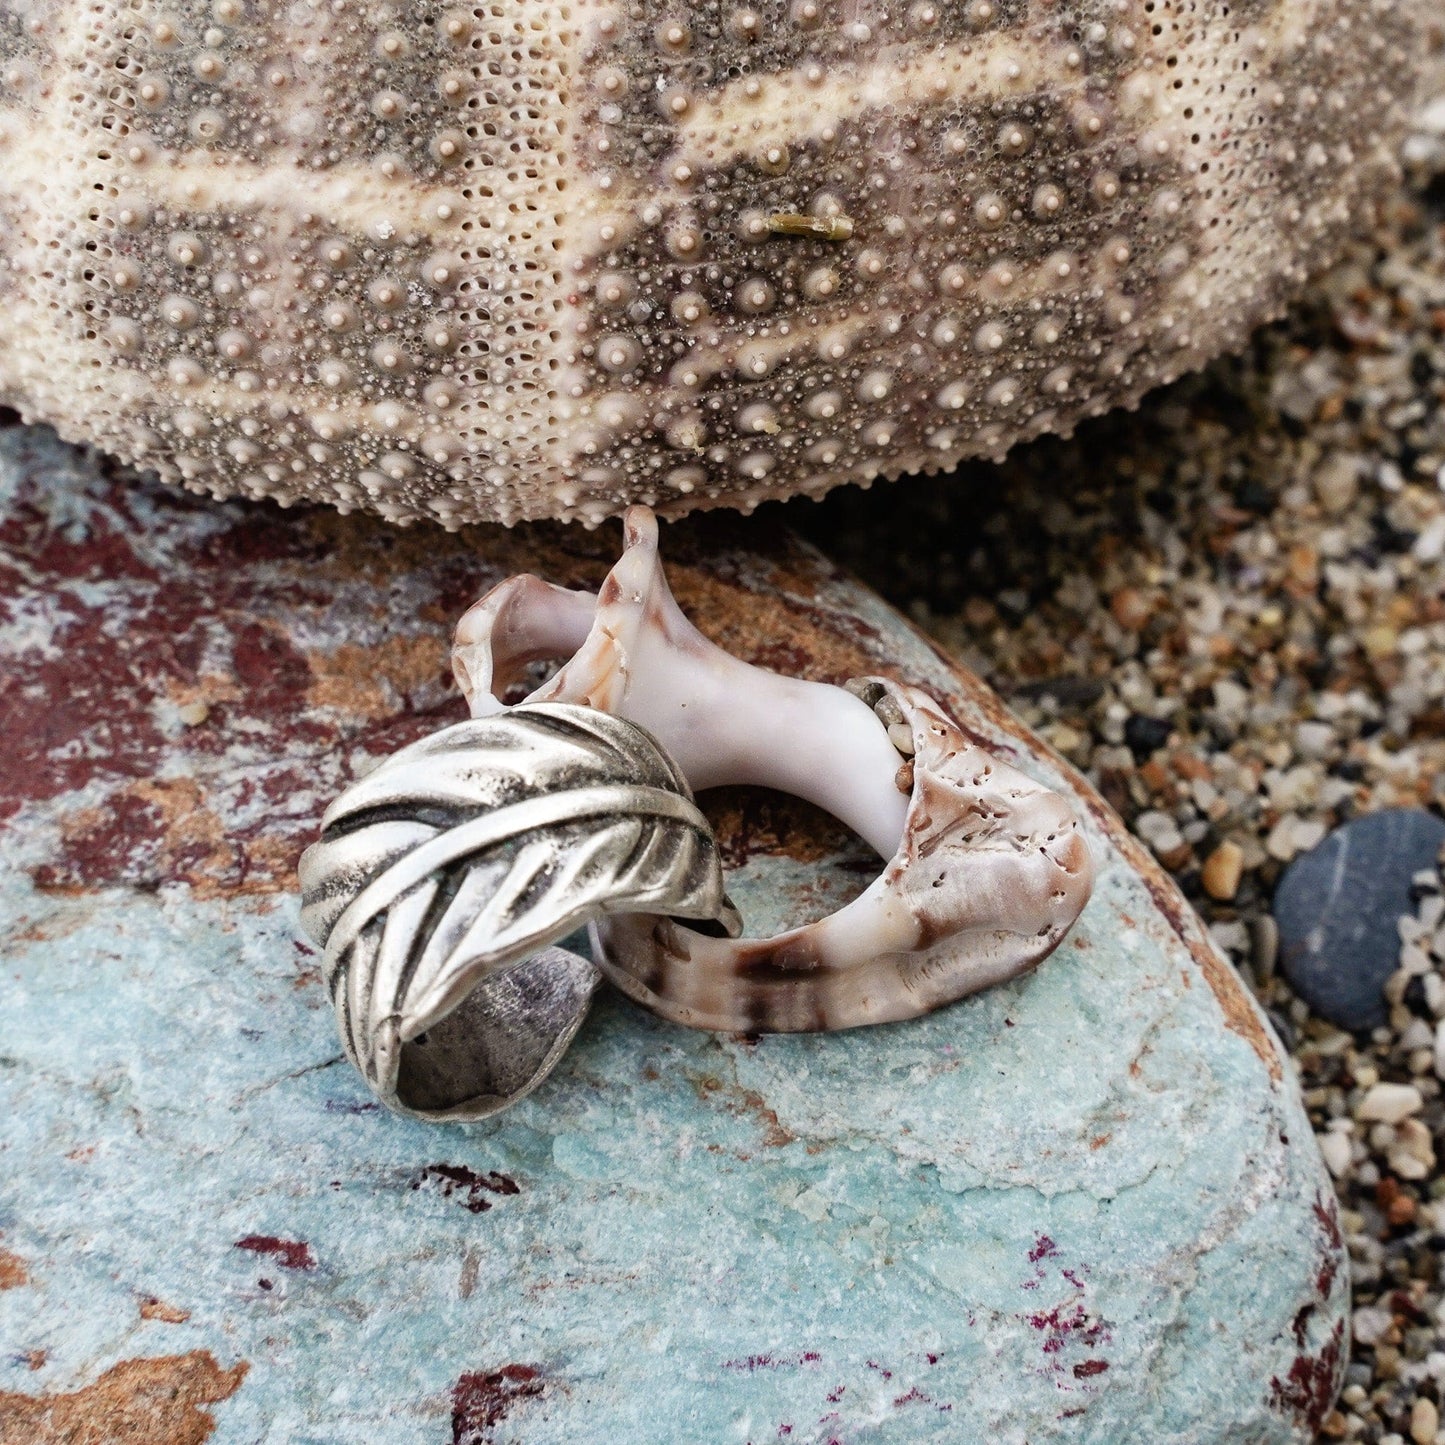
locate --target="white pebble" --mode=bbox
[1402,942,1434,976]
[1425,973,1445,1017]
[1209,921,1249,957]
[1413,515,1445,563]
[1294,721,1336,760]
[880,720,912,755]
[1400,1018,1435,1051]
[1135,810,1179,847]
[1357,1081,1424,1123]
[1410,1396,1438,1445]
[1316,1129,1353,1178]
[1390,1117,1436,1177]
[1212,679,1249,724]
[1265,815,1309,862]
[1352,1305,1395,1345]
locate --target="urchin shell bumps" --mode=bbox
[0,0,1432,526]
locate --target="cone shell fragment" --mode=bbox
[0,0,1435,524]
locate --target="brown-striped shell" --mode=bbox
[455,507,1095,1031]
[0,0,1436,525]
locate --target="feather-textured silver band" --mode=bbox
[298,702,739,1120]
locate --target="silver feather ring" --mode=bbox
[298,702,739,1120]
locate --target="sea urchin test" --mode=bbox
[0,0,1434,526]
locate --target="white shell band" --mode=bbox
[454,508,1094,1036]
[599,678,1092,1032]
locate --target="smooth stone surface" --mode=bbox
[1275,809,1445,1031]
[0,426,1346,1444]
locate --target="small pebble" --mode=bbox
[1357,1307,1397,1347]
[1250,915,1280,982]
[1358,1083,1424,1124]
[1389,1118,1436,1180]
[1410,1396,1438,1445]
[1319,1130,1354,1179]
[1202,840,1245,902]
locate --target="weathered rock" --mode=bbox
[1274,809,1445,1032]
[0,425,1345,1442]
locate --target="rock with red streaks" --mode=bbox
[0,424,1343,1442]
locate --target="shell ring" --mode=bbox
[299,509,1094,1121]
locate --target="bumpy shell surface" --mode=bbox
[0,0,1434,525]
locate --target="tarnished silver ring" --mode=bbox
[299,702,738,1120]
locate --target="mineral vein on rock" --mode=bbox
[0,0,1433,524]
[0,436,1349,1442]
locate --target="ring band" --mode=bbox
[596,677,1092,1033]
[454,509,1094,1036]
[298,702,738,1119]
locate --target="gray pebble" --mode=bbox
[1274,809,1445,1030]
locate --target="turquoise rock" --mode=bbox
[0,428,1344,1443]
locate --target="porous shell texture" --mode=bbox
[0,0,1435,525]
